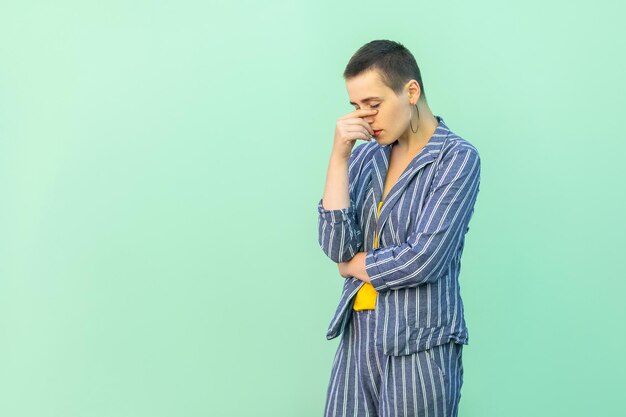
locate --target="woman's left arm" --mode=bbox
[363,146,481,292]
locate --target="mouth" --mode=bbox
[373,130,382,137]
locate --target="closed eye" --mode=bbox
[354,103,380,110]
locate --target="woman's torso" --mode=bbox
[352,141,427,310]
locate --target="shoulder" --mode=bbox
[433,129,481,184]
[439,131,481,165]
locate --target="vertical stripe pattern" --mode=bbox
[324,310,464,417]
[317,116,481,357]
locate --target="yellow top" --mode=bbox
[353,200,383,311]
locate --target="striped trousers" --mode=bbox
[323,310,464,417]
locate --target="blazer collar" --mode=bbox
[371,115,451,235]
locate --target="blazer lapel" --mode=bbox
[370,144,391,209]
[375,116,450,238]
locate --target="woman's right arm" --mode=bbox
[317,108,378,263]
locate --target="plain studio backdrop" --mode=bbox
[1,1,624,416]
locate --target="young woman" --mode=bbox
[317,39,481,417]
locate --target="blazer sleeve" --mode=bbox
[365,145,481,292]
[317,144,367,263]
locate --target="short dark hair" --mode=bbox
[343,39,427,102]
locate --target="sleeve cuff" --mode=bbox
[317,197,356,224]
[366,249,390,292]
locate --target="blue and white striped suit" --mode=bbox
[317,115,480,416]
[324,310,464,417]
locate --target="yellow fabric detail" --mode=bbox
[353,200,383,311]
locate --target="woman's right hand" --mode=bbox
[332,108,378,160]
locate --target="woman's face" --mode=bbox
[346,69,415,146]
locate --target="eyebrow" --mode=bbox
[349,96,382,105]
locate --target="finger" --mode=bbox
[347,131,372,142]
[344,127,373,141]
[339,108,378,120]
[346,120,375,136]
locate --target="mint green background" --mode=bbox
[1,1,624,416]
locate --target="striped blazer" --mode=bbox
[317,115,481,356]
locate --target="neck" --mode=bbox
[394,102,439,154]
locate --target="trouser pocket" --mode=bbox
[424,341,457,379]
